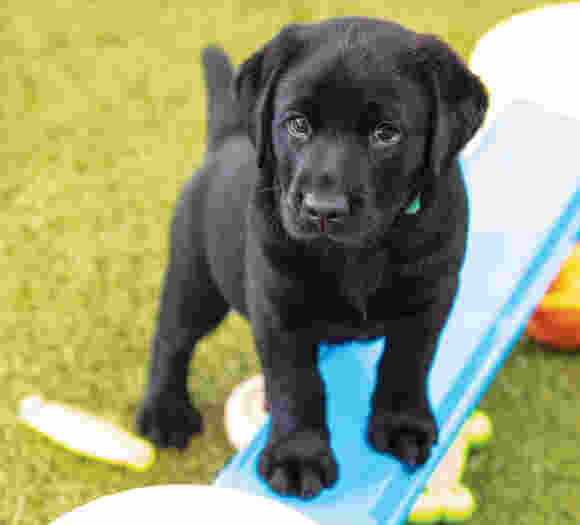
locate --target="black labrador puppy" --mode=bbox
[136,17,488,500]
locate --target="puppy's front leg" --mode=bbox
[253,315,338,499]
[368,275,459,468]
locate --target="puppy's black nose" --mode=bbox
[302,192,350,221]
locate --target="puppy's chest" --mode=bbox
[312,305,388,343]
[284,282,395,340]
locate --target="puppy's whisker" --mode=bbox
[255,185,281,194]
[350,187,371,197]
[349,189,372,208]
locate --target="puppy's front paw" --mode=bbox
[367,408,438,469]
[136,391,203,449]
[258,429,339,499]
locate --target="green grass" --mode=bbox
[1,0,578,523]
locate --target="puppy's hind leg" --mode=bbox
[136,260,228,449]
[136,188,229,449]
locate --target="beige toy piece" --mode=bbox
[408,410,492,523]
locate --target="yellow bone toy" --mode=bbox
[408,411,492,524]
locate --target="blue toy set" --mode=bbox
[214,100,580,524]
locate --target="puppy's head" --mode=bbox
[235,18,488,247]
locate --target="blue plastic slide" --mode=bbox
[214,100,580,524]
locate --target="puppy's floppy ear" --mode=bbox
[400,35,489,176]
[234,25,301,169]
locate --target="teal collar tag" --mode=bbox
[405,194,421,215]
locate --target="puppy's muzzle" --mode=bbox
[300,192,351,232]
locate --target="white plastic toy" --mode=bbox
[18,395,155,472]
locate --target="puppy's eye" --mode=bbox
[371,122,402,147]
[286,116,311,140]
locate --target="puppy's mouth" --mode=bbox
[316,215,331,234]
[305,213,342,237]
[280,191,372,245]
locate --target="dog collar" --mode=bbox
[405,193,421,215]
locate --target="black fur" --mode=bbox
[136,17,488,500]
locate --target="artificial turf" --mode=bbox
[1,0,578,523]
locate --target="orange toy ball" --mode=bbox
[525,244,580,350]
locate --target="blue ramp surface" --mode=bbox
[214,101,580,524]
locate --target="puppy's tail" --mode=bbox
[201,45,244,152]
